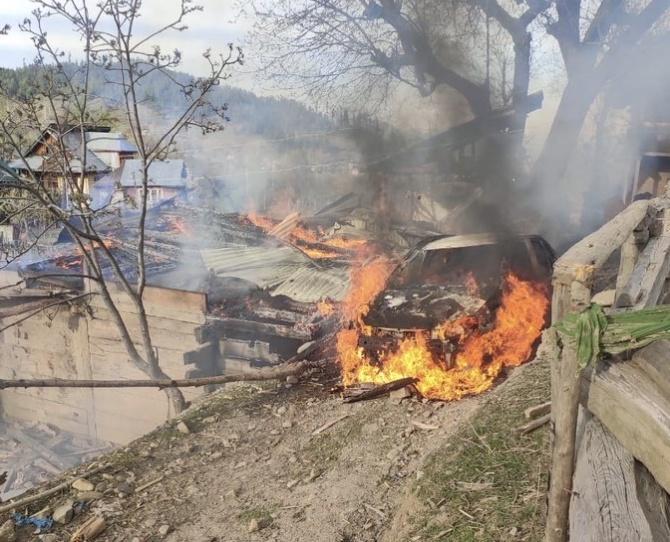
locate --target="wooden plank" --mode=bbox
[96,282,207,312]
[197,317,311,343]
[583,354,670,496]
[570,412,670,542]
[90,307,200,334]
[88,352,189,380]
[615,234,641,300]
[87,317,199,352]
[632,340,670,399]
[615,227,670,308]
[89,294,205,324]
[554,199,652,287]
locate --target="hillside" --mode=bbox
[0,353,552,542]
[0,63,333,141]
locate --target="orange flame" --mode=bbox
[245,213,370,259]
[316,300,336,317]
[337,266,550,401]
[247,212,277,232]
[165,215,189,235]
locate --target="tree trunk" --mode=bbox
[533,78,599,198]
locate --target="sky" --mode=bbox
[0,1,252,80]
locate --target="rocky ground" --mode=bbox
[0,355,552,542]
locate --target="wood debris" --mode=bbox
[515,413,551,435]
[343,377,418,404]
[311,414,350,436]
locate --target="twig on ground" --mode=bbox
[515,413,551,435]
[312,414,349,436]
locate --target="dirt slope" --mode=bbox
[1,358,551,542]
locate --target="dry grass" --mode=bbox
[408,358,551,541]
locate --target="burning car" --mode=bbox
[337,233,554,401]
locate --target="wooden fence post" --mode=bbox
[545,280,591,542]
[545,199,652,542]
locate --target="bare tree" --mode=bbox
[0,0,243,413]
[534,0,670,202]
[248,0,551,118]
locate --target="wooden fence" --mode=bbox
[546,198,670,541]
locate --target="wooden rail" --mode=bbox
[545,198,670,542]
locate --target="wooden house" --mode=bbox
[9,124,138,206]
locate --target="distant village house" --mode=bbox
[92,158,191,209]
[9,124,139,206]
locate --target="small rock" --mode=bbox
[509,526,519,537]
[0,519,15,542]
[286,375,299,385]
[211,451,223,460]
[248,517,270,533]
[227,486,241,498]
[423,410,433,419]
[176,421,191,434]
[76,491,104,502]
[95,481,109,493]
[282,420,293,429]
[116,481,133,497]
[72,478,95,492]
[52,502,75,525]
[287,479,300,489]
[276,406,287,416]
[390,386,412,403]
[158,524,172,537]
[202,416,217,424]
[270,429,280,436]
[248,519,260,533]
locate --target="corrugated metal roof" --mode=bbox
[271,266,350,303]
[201,244,351,302]
[200,245,309,289]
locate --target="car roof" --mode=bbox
[420,233,547,251]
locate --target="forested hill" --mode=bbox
[0,63,333,139]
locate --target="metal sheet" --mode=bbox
[200,245,310,289]
[271,266,350,303]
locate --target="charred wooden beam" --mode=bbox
[343,377,418,403]
[195,317,311,344]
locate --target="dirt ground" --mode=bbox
[1,357,551,542]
